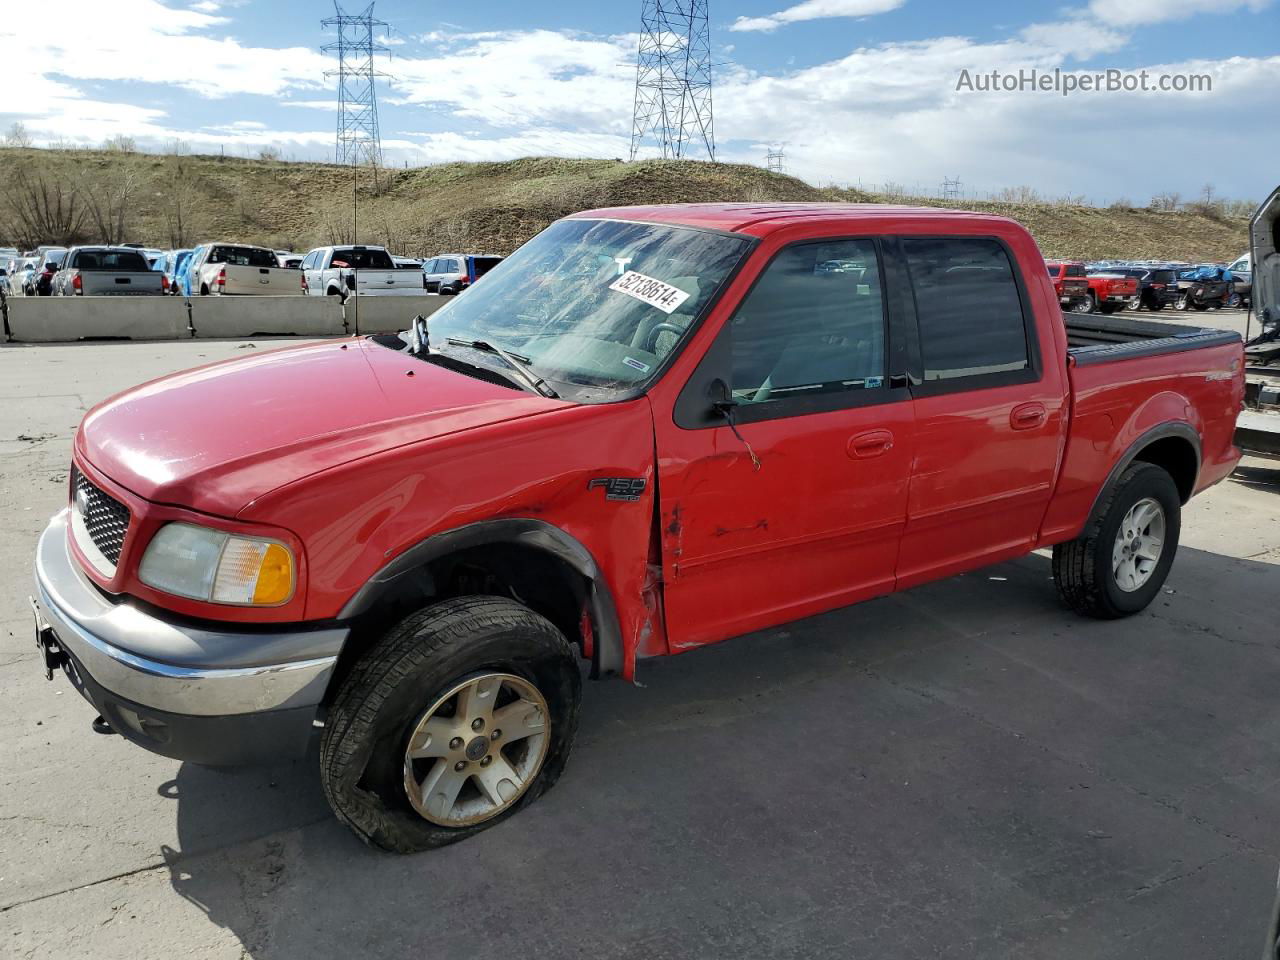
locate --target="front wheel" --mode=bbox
[1052,462,1181,619]
[320,596,581,853]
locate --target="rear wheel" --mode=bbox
[1052,462,1181,619]
[320,596,581,853]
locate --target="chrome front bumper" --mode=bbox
[33,509,348,762]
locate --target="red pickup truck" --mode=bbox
[1083,267,1141,314]
[32,204,1244,853]
[1045,260,1089,310]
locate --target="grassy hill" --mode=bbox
[0,147,1250,263]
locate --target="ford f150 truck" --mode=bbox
[189,242,295,296]
[31,204,1243,853]
[1045,260,1089,309]
[300,244,426,299]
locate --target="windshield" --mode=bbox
[423,218,750,397]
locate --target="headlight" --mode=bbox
[138,523,295,606]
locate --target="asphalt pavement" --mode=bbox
[1,336,1277,959]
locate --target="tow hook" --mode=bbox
[29,597,67,681]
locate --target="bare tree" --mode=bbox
[77,165,138,245]
[1149,192,1181,212]
[161,153,195,247]
[258,145,282,162]
[0,167,86,247]
[3,122,32,148]
[102,134,137,153]
[993,185,1042,204]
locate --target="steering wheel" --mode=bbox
[644,322,685,353]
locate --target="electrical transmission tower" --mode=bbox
[629,1,716,162]
[766,142,786,174]
[321,2,388,168]
[942,176,963,202]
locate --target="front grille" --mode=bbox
[72,466,130,566]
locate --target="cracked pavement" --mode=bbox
[1,338,1278,959]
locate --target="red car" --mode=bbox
[1045,260,1089,310]
[33,204,1244,852]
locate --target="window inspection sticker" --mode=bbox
[609,270,691,314]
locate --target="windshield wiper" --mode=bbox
[444,337,559,399]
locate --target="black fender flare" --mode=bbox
[337,518,624,678]
[1085,421,1201,523]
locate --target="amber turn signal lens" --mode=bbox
[252,543,294,605]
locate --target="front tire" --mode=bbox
[320,596,581,854]
[1052,462,1181,619]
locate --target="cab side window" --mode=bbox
[729,240,886,405]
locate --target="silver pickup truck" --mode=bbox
[52,247,166,297]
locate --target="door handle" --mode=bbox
[848,429,894,459]
[1010,402,1047,431]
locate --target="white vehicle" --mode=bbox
[300,245,426,299]
[189,243,297,296]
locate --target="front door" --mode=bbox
[654,237,916,649]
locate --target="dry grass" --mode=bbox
[0,147,1249,262]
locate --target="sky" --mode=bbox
[2,0,1278,204]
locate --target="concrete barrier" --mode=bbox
[6,296,188,342]
[339,294,449,335]
[191,296,344,338]
[3,294,452,343]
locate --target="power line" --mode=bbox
[629,0,716,162]
[942,176,963,202]
[321,2,389,168]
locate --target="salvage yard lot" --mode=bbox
[1,337,1278,959]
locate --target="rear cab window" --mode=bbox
[331,248,395,270]
[209,246,278,268]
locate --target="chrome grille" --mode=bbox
[71,466,130,566]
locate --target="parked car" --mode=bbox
[1174,265,1232,311]
[422,253,503,294]
[1044,260,1089,310]
[33,248,68,296]
[174,244,205,298]
[1081,268,1140,313]
[31,203,1245,852]
[393,255,423,269]
[13,257,38,295]
[188,242,296,296]
[51,246,166,296]
[276,252,304,270]
[1227,253,1252,308]
[159,249,192,295]
[301,244,426,299]
[1104,266,1182,311]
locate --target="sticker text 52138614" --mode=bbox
[608,271,692,315]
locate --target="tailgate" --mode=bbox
[223,266,294,295]
[352,270,423,294]
[83,272,163,295]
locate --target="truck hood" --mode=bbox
[77,338,562,518]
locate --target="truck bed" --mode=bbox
[1065,313,1240,366]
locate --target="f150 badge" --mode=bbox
[588,478,647,502]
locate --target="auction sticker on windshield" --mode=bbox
[609,271,691,314]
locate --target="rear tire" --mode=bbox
[320,596,581,854]
[1052,462,1181,619]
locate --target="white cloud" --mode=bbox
[1018,20,1129,58]
[731,0,907,33]
[1087,0,1272,26]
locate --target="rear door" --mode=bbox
[656,236,916,648]
[892,236,1067,587]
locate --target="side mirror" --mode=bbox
[708,377,737,418]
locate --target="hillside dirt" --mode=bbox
[0,148,1250,263]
